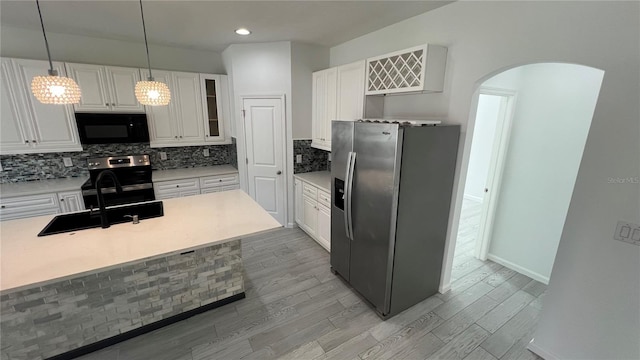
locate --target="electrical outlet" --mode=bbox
[63,157,73,167]
[296,154,302,164]
[159,152,167,160]
[614,221,640,246]
[203,149,210,157]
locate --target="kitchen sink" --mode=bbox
[38,201,164,237]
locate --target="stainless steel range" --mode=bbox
[81,155,155,209]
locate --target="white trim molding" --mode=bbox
[487,254,550,285]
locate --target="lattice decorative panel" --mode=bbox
[366,46,426,95]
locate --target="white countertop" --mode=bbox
[0,190,281,291]
[0,177,87,198]
[294,171,331,193]
[153,165,238,182]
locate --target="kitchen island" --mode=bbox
[0,190,281,360]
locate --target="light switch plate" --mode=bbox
[203,149,210,157]
[0,162,3,171]
[328,153,332,161]
[296,154,302,164]
[614,221,640,246]
[63,157,73,167]
[159,152,167,160]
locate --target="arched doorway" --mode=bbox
[441,63,604,357]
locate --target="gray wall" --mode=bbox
[329,1,639,358]
[291,43,330,139]
[0,25,224,74]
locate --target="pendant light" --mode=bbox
[30,0,81,105]
[135,0,170,106]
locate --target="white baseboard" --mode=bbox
[487,254,550,284]
[527,339,562,360]
[463,194,483,203]
[438,283,451,294]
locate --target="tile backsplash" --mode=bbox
[0,143,234,183]
[293,140,330,174]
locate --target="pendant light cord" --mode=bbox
[139,0,153,81]
[35,0,55,74]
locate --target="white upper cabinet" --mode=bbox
[0,58,81,155]
[200,74,231,144]
[67,63,144,113]
[148,71,231,148]
[311,67,337,151]
[365,44,447,95]
[172,71,205,145]
[336,60,365,121]
[312,61,364,151]
[146,70,179,146]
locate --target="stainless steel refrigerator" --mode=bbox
[331,120,460,318]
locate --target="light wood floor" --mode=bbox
[79,200,544,360]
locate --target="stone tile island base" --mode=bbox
[0,239,244,360]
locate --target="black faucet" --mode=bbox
[95,170,123,229]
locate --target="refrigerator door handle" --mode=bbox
[346,152,356,240]
[343,152,352,240]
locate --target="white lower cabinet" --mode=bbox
[57,191,85,213]
[294,178,331,251]
[0,190,85,221]
[154,173,239,200]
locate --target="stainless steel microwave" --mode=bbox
[75,113,150,144]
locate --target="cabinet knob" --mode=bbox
[60,199,64,202]
[112,103,116,106]
[176,185,180,188]
[1,205,5,209]
[105,103,109,106]
[175,136,178,139]
[25,140,29,143]
[277,170,282,175]
[179,136,183,138]
[32,140,37,143]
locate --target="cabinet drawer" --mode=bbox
[221,184,240,192]
[302,183,318,199]
[0,193,60,221]
[200,174,239,189]
[155,178,200,193]
[200,187,221,194]
[317,190,331,208]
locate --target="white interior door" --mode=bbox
[243,97,286,225]
[473,89,517,260]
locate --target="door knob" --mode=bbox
[277,171,282,175]
[484,188,489,193]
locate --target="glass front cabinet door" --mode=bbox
[200,74,229,143]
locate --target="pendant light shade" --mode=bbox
[135,0,170,106]
[135,80,171,106]
[31,0,81,105]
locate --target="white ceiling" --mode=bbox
[0,1,452,53]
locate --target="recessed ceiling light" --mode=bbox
[235,28,251,36]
